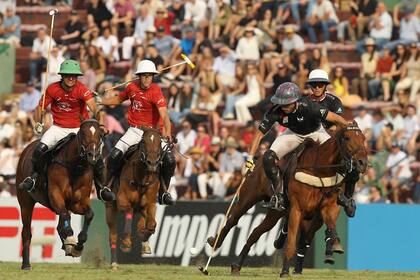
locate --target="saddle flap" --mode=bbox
[46,133,77,157]
[125,143,141,160]
[279,138,315,174]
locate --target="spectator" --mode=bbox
[394,42,420,104]
[87,0,113,29]
[168,0,186,26]
[1,5,21,47]
[235,26,260,62]
[351,38,378,100]
[194,124,211,154]
[60,11,83,45]
[196,138,222,199]
[302,0,339,43]
[349,0,378,41]
[281,26,305,54]
[29,27,56,84]
[230,4,257,46]
[186,85,219,133]
[357,2,392,53]
[42,45,65,87]
[154,6,175,35]
[217,137,244,197]
[19,81,41,114]
[175,119,197,176]
[224,168,242,200]
[293,50,313,91]
[385,9,420,51]
[285,0,315,26]
[213,45,237,93]
[208,0,232,40]
[145,44,164,75]
[257,8,277,47]
[152,26,179,64]
[367,46,393,100]
[96,27,120,63]
[81,22,101,45]
[331,66,350,100]
[402,104,419,148]
[384,106,405,133]
[311,47,330,74]
[167,82,190,125]
[0,139,16,190]
[111,0,136,36]
[354,106,373,132]
[125,45,146,81]
[185,146,207,199]
[86,44,106,84]
[179,25,196,56]
[183,0,208,29]
[369,185,385,203]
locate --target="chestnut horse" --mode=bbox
[105,127,169,270]
[16,119,103,270]
[207,123,367,276]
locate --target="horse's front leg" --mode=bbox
[280,205,302,278]
[117,186,134,253]
[321,200,341,265]
[105,201,119,270]
[17,192,35,270]
[138,182,159,254]
[71,203,94,258]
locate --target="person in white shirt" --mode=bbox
[95,27,120,63]
[357,2,392,53]
[29,27,56,83]
[402,104,419,146]
[19,81,41,114]
[281,26,305,54]
[385,11,420,51]
[386,143,412,200]
[41,45,65,90]
[183,0,208,28]
[354,106,373,132]
[302,0,339,43]
[235,27,260,61]
[175,119,197,176]
[122,5,154,60]
[213,45,237,91]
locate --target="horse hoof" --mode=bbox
[273,238,286,249]
[21,265,32,270]
[231,263,241,276]
[332,244,345,254]
[141,242,152,254]
[111,262,118,271]
[292,270,302,275]
[64,245,75,256]
[280,271,290,278]
[324,256,335,265]
[71,248,83,258]
[207,236,215,247]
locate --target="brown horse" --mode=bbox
[208,123,367,276]
[105,127,169,270]
[16,119,103,270]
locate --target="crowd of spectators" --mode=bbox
[0,0,419,204]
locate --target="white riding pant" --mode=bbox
[40,125,79,148]
[115,127,166,154]
[270,126,331,160]
[197,172,232,198]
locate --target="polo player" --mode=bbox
[18,59,115,202]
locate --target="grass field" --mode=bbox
[1,263,419,280]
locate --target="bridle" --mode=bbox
[336,125,366,174]
[77,119,102,164]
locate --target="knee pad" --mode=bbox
[263,150,279,179]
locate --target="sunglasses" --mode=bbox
[309,82,326,88]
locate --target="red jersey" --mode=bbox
[119,82,167,128]
[40,81,93,128]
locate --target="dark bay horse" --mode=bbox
[207,123,367,276]
[105,127,168,270]
[16,119,103,270]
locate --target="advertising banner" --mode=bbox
[0,197,81,263]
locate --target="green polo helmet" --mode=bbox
[58,59,84,76]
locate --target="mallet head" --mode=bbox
[198,266,209,276]
[181,53,196,70]
[49,9,59,16]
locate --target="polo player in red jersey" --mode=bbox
[19,59,115,202]
[101,59,175,205]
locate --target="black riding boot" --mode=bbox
[106,148,124,185]
[337,170,358,218]
[158,150,175,205]
[93,156,115,202]
[261,150,287,212]
[19,142,49,192]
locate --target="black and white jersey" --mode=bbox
[259,97,329,135]
[317,93,344,129]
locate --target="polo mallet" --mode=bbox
[40,8,59,122]
[198,170,250,276]
[103,53,196,92]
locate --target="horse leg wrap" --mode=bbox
[325,229,338,256]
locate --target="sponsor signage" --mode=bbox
[0,197,81,263]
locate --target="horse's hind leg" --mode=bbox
[321,203,341,265]
[138,189,158,254]
[231,210,283,276]
[17,193,35,270]
[72,207,94,257]
[119,211,133,253]
[280,205,302,278]
[105,202,118,269]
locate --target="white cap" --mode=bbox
[135,60,159,75]
[307,69,329,84]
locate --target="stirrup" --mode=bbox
[99,186,115,202]
[262,194,286,212]
[159,192,174,206]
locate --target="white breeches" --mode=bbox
[235,93,261,123]
[270,127,331,159]
[115,127,166,154]
[40,125,79,148]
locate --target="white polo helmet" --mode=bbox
[135,59,159,75]
[307,69,329,84]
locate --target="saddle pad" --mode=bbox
[295,172,344,188]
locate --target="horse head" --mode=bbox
[138,128,163,173]
[77,119,102,165]
[336,121,368,174]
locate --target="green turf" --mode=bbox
[0,263,419,280]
